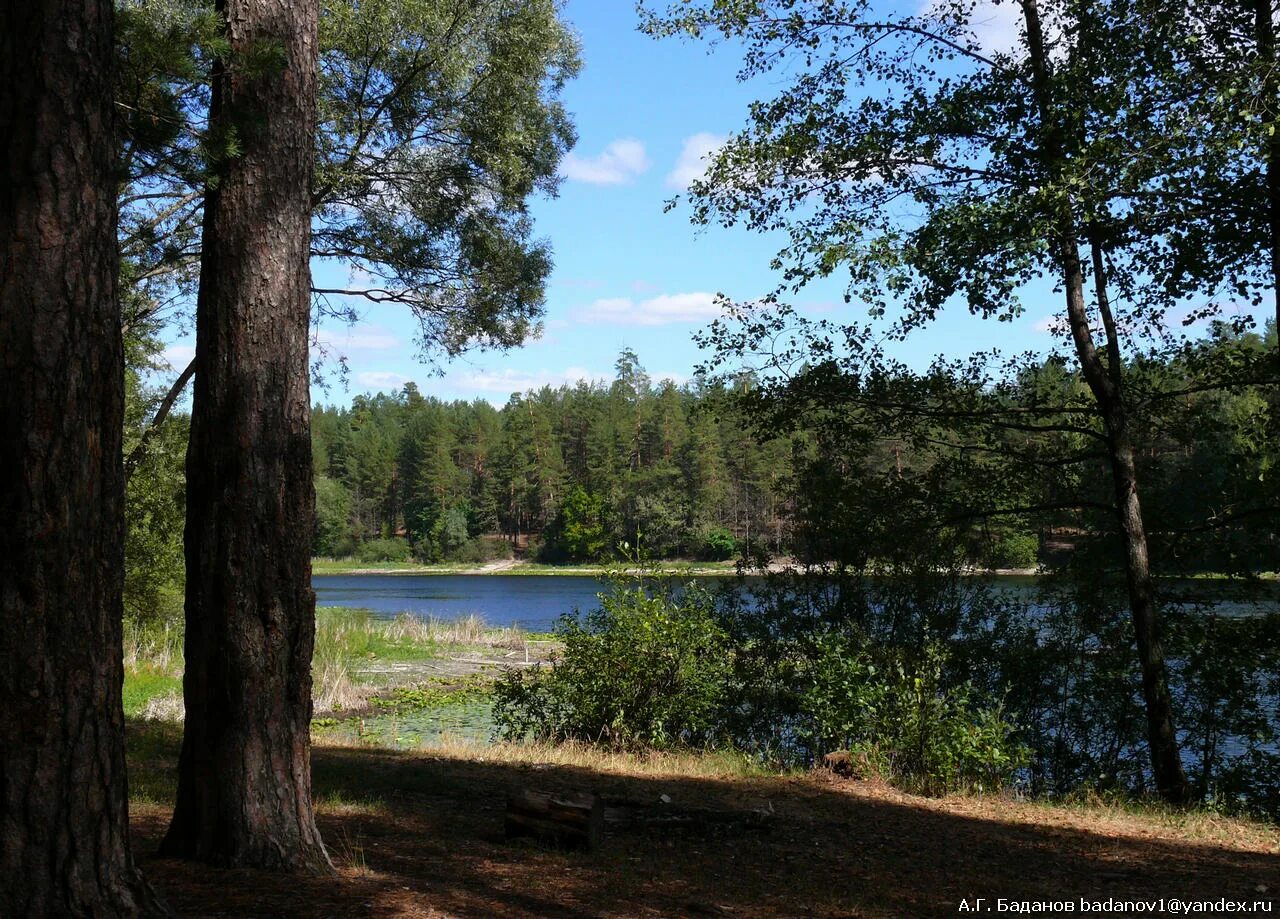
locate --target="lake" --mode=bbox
[313,573,633,631]
[313,572,1278,632]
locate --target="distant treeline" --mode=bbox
[309,327,1280,574]
[310,351,792,563]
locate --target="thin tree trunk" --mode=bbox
[161,0,331,872]
[1021,0,1190,803]
[124,357,196,481]
[0,2,167,915]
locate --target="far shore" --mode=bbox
[311,557,1047,578]
[311,558,1278,580]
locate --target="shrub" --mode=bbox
[990,532,1039,569]
[355,537,413,563]
[493,577,732,748]
[447,534,513,564]
[804,637,1027,795]
[700,527,738,561]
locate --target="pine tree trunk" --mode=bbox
[161,0,331,872]
[1253,0,1280,341]
[0,2,166,915]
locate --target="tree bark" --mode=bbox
[160,0,331,872]
[1020,0,1190,803]
[0,2,167,915]
[1252,0,1280,343]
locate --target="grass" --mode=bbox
[123,608,541,721]
[121,666,183,719]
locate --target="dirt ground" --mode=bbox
[126,727,1279,919]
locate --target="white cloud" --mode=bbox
[573,291,723,326]
[967,1,1022,54]
[162,344,196,369]
[666,132,726,190]
[356,370,412,390]
[446,365,691,404]
[559,138,650,185]
[918,0,1023,56]
[313,325,399,355]
[452,366,602,395]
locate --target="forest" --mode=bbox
[310,355,790,565]
[4,0,1280,917]
[304,333,1278,574]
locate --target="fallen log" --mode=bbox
[504,789,603,850]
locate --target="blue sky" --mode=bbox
[160,1,1257,406]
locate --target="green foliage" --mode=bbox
[431,506,472,559]
[989,532,1040,570]
[544,486,610,561]
[370,679,490,713]
[311,354,796,564]
[314,608,439,664]
[314,0,581,351]
[355,537,413,564]
[122,334,187,624]
[122,667,184,719]
[493,577,733,748]
[314,475,355,557]
[699,526,737,561]
[117,0,580,361]
[803,638,1027,796]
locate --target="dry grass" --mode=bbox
[381,612,527,650]
[312,653,381,716]
[137,692,185,722]
[123,619,184,674]
[398,736,774,782]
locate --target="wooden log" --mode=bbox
[504,789,603,850]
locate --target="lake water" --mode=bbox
[314,572,1278,631]
[313,573,632,631]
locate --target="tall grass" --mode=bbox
[123,617,184,673]
[124,608,527,719]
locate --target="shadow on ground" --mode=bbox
[126,722,1277,918]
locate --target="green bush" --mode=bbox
[700,527,738,561]
[355,537,413,563]
[990,532,1039,569]
[803,637,1026,796]
[493,578,732,748]
[448,534,513,564]
[544,486,611,562]
[313,476,354,557]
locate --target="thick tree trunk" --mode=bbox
[1021,0,1190,803]
[1253,0,1280,341]
[0,3,166,915]
[160,0,330,872]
